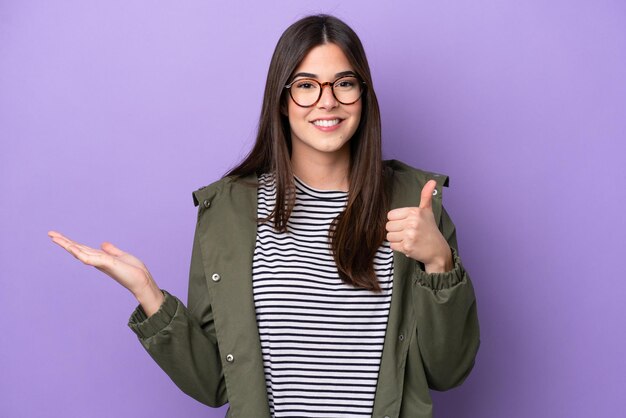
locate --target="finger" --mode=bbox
[49,232,74,246]
[101,242,125,256]
[385,219,405,233]
[48,231,80,246]
[389,241,408,254]
[67,244,110,268]
[73,243,105,255]
[50,236,99,255]
[387,207,410,221]
[419,180,437,209]
[386,231,404,243]
[50,235,77,251]
[49,230,75,240]
[48,233,95,254]
[65,244,91,263]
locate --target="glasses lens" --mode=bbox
[290,79,321,107]
[289,76,363,106]
[333,76,362,104]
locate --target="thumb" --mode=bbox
[101,242,125,256]
[419,180,437,209]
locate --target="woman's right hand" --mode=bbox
[48,230,165,316]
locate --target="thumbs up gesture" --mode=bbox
[386,180,453,273]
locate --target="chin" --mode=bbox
[319,138,351,154]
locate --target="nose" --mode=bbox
[317,82,338,109]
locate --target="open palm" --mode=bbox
[48,230,155,298]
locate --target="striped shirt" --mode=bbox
[252,173,394,417]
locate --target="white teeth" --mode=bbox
[312,119,340,127]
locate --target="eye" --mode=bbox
[335,77,357,89]
[294,80,318,89]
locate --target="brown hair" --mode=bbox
[226,14,390,291]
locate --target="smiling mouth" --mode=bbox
[311,119,342,127]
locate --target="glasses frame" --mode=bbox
[284,75,367,108]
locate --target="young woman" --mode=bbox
[49,14,479,418]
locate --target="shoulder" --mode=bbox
[383,160,450,218]
[191,173,258,207]
[383,159,449,189]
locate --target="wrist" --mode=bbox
[134,282,165,317]
[424,246,453,274]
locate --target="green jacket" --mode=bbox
[128,160,480,418]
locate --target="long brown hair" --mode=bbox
[226,14,390,292]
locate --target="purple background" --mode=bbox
[2,0,625,417]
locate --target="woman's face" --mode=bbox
[286,43,362,163]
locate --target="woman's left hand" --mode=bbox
[386,180,453,273]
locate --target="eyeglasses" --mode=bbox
[284,75,366,108]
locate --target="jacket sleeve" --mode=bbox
[127,223,228,406]
[413,206,480,391]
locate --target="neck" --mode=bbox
[291,151,350,192]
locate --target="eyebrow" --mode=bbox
[292,70,356,79]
